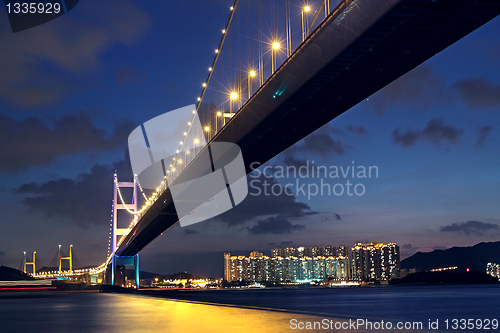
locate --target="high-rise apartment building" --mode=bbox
[284,247,296,258]
[224,242,399,283]
[486,263,500,280]
[380,243,400,280]
[323,245,336,257]
[310,246,321,257]
[272,247,283,258]
[296,246,309,258]
[351,242,400,281]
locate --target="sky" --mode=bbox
[0,0,499,278]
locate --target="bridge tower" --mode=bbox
[23,251,36,274]
[108,176,140,288]
[58,245,73,273]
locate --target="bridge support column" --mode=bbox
[111,254,139,289]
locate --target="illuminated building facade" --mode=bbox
[225,242,399,283]
[351,242,400,281]
[486,263,500,280]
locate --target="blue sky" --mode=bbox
[0,0,499,277]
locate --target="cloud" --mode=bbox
[439,220,499,236]
[284,126,346,160]
[183,229,199,235]
[16,153,133,229]
[367,65,450,115]
[452,78,500,109]
[0,111,135,171]
[402,244,412,249]
[393,118,464,147]
[280,241,294,245]
[347,125,368,136]
[279,126,347,170]
[287,131,346,159]
[0,251,5,257]
[475,125,493,147]
[215,173,315,226]
[247,215,305,235]
[0,0,150,107]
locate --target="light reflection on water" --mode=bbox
[0,293,340,333]
[1,288,488,333]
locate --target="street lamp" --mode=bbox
[271,42,280,73]
[302,5,311,41]
[248,70,257,99]
[216,111,222,132]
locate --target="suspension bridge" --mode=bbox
[25,0,500,287]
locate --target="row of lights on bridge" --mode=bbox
[110,2,319,259]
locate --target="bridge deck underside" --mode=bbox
[116,0,500,257]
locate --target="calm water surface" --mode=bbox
[0,285,498,332]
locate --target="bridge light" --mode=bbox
[230,6,233,10]
[197,97,201,101]
[184,132,187,136]
[230,92,238,100]
[249,70,256,77]
[202,83,206,87]
[194,139,199,144]
[217,111,222,117]
[171,167,176,171]
[188,122,192,125]
[304,5,311,12]
[222,29,226,33]
[208,67,212,71]
[178,159,183,164]
[215,49,218,53]
[186,150,190,154]
[272,42,280,50]
[204,126,210,132]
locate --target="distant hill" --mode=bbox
[0,266,34,280]
[402,241,500,272]
[390,270,499,285]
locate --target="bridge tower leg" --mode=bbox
[23,251,35,275]
[106,175,139,288]
[58,244,73,273]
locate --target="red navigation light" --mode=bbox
[466,268,470,272]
